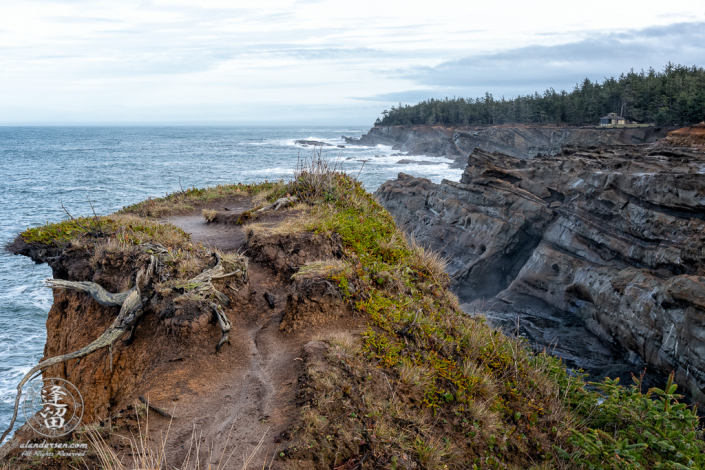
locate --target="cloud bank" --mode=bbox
[0,0,702,125]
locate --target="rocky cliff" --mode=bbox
[375,144,705,400]
[345,125,676,168]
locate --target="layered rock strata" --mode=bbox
[376,145,705,399]
[345,125,675,167]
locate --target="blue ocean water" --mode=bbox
[0,126,463,437]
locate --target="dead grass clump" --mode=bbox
[215,249,248,277]
[245,206,316,239]
[290,149,345,203]
[202,209,217,222]
[251,180,288,207]
[407,234,450,286]
[291,259,346,282]
[112,214,192,248]
[324,332,362,361]
[90,237,138,268]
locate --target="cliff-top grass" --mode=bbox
[120,180,285,218]
[11,155,704,469]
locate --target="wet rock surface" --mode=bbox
[294,139,332,147]
[346,124,676,168]
[376,144,705,399]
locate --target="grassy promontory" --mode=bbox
[11,159,705,470]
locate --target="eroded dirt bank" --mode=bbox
[376,143,705,400]
[1,195,364,468]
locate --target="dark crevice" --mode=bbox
[453,231,542,303]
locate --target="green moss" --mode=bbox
[20,215,191,249]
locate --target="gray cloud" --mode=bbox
[354,21,705,104]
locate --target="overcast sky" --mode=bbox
[1,0,704,125]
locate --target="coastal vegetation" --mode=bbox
[3,156,704,469]
[375,63,705,127]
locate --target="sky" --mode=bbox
[1,0,704,126]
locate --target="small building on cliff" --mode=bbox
[600,113,626,126]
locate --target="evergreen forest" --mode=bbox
[375,63,705,127]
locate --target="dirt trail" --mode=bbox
[160,208,299,469]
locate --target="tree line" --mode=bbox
[375,63,705,127]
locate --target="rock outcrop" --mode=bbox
[376,144,705,400]
[345,125,676,168]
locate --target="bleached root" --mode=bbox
[43,279,130,307]
[0,250,243,446]
[211,303,232,352]
[255,196,298,213]
[0,260,154,446]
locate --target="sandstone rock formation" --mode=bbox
[345,125,676,168]
[376,144,705,400]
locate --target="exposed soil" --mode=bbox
[665,122,705,149]
[1,195,366,469]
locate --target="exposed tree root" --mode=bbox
[171,253,236,351]
[43,279,129,307]
[211,303,232,352]
[173,253,241,306]
[0,250,243,445]
[0,258,155,445]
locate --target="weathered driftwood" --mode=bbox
[255,196,298,213]
[0,261,153,446]
[211,302,232,352]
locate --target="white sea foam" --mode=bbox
[239,167,296,175]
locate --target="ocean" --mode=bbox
[0,126,463,437]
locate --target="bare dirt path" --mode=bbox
[157,209,301,470]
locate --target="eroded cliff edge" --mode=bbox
[345,125,676,167]
[375,144,705,400]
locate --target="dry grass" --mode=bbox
[83,405,171,470]
[290,149,345,203]
[407,234,449,286]
[202,209,217,222]
[90,237,138,268]
[291,259,347,282]
[245,206,316,238]
[83,405,271,470]
[251,180,287,207]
